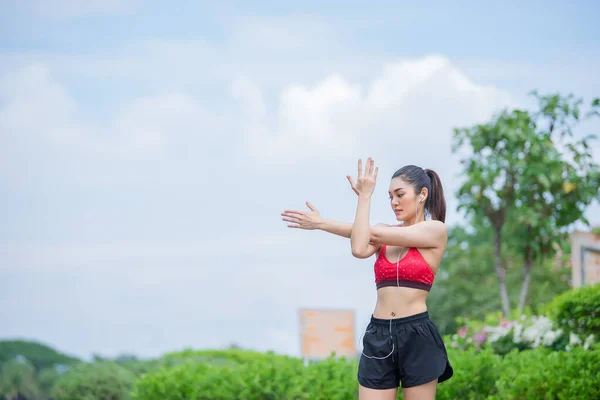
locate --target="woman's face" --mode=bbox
[388,177,424,222]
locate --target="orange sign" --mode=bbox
[298,309,356,359]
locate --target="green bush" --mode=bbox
[132,351,358,400]
[130,362,215,400]
[0,358,42,400]
[433,348,502,400]
[491,347,600,400]
[50,361,136,400]
[546,283,600,339]
[131,347,600,400]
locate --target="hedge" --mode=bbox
[50,361,137,400]
[130,346,600,400]
[546,282,600,339]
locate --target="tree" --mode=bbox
[0,340,80,372]
[427,218,571,335]
[0,358,41,400]
[509,93,600,312]
[452,92,600,316]
[50,361,136,400]
[427,223,500,334]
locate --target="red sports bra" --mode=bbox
[374,245,435,291]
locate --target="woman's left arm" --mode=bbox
[369,220,447,249]
[348,158,378,258]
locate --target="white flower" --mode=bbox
[584,334,595,350]
[484,323,514,343]
[542,330,560,346]
[522,325,539,344]
[569,332,582,346]
[513,323,523,343]
[519,316,556,347]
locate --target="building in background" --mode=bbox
[571,230,600,287]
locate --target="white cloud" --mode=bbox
[0,63,227,191]
[112,93,208,154]
[234,55,515,168]
[232,74,363,163]
[0,64,80,142]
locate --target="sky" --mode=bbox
[1,0,599,361]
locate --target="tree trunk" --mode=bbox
[494,227,511,317]
[518,250,534,313]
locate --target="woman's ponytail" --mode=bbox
[424,169,446,223]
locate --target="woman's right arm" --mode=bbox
[281,201,388,245]
[317,218,352,238]
[281,201,352,238]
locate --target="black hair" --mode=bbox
[391,165,446,223]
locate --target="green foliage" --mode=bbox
[546,283,600,338]
[37,366,64,396]
[299,356,358,399]
[50,361,136,400]
[427,224,500,334]
[0,340,80,372]
[133,347,600,400]
[130,362,215,400]
[162,348,270,367]
[490,347,600,400]
[0,357,42,400]
[431,348,502,400]
[132,350,358,400]
[428,223,570,335]
[446,304,596,358]
[511,92,600,258]
[451,91,600,314]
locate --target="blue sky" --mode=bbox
[1,0,599,360]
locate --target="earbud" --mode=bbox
[419,195,424,203]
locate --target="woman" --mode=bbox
[281,158,453,400]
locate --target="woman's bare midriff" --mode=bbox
[372,286,429,319]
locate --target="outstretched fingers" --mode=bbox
[281,212,302,227]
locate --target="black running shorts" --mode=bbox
[357,311,453,389]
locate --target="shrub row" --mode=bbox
[130,347,600,400]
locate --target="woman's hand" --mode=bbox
[281,201,324,230]
[347,157,378,198]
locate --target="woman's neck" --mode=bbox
[400,215,425,227]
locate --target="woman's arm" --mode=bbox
[282,202,352,238]
[351,195,378,258]
[370,220,447,249]
[349,158,379,258]
[317,219,352,238]
[281,202,384,255]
